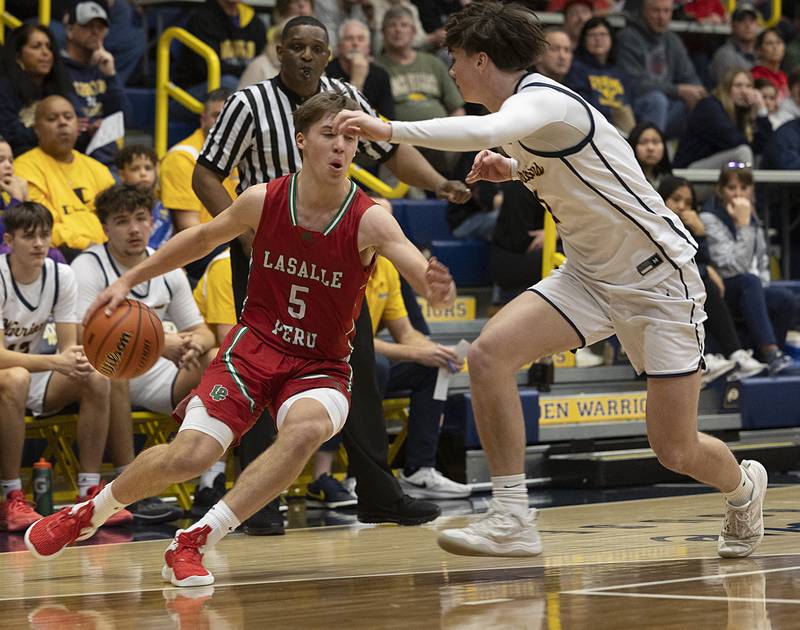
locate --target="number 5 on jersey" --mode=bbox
[288,284,309,319]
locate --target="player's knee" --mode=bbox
[83,371,111,396]
[652,440,695,475]
[281,414,332,451]
[163,437,218,479]
[0,367,31,399]
[468,338,501,376]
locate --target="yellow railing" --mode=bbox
[0,0,50,43]
[542,209,565,278]
[726,0,781,27]
[348,163,409,199]
[155,27,220,158]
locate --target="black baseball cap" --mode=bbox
[732,3,758,22]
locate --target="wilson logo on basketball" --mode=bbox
[99,331,133,376]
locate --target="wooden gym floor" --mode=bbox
[1,486,799,628]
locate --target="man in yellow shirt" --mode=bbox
[370,256,472,499]
[13,96,114,259]
[192,248,236,346]
[161,89,238,231]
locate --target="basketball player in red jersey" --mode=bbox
[25,92,456,586]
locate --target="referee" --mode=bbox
[193,15,470,533]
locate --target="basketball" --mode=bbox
[83,299,165,380]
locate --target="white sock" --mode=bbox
[1,478,22,498]
[74,480,126,527]
[77,473,101,498]
[199,461,227,490]
[185,500,240,549]
[113,465,128,477]
[724,466,754,507]
[491,474,528,516]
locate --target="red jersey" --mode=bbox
[241,173,375,361]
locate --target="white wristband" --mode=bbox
[510,158,520,181]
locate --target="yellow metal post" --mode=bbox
[155,27,220,158]
[726,0,781,27]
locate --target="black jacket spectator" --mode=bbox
[174,0,267,88]
[762,119,800,169]
[0,25,73,156]
[326,58,396,119]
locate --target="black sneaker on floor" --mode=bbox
[241,498,285,536]
[306,474,358,509]
[129,496,184,524]
[190,473,227,518]
[357,494,440,526]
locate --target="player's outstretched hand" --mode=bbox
[467,150,514,184]
[332,110,391,142]
[55,345,94,380]
[436,180,471,204]
[425,257,456,309]
[83,278,132,326]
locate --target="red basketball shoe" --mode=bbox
[24,503,95,560]
[80,483,134,528]
[0,490,43,532]
[162,526,215,587]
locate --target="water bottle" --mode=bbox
[33,458,53,516]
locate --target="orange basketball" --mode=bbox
[83,299,165,380]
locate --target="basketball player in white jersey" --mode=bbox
[334,1,767,559]
[0,202,112,532]
[70,185,217,523]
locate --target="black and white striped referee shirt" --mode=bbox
[198,75,398,193]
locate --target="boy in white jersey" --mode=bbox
[0,203,112,532]
[70,185,217,524]
[335,1,767,560]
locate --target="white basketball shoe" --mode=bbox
[437,500,543,557]
[718,460,768,558]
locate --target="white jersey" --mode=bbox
[390,73,698,288]
[0,255,78,353]
[70,244,204,331]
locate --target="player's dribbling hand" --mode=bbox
[436,180,471,204]
[425,257,456,309]
[84,278,132,325]
[466,150,514,184]
[55,345,94,380]
[331,110,392,142]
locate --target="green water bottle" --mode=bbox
[33,458,53,516]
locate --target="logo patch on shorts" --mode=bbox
[209,384,229,401]
[636,253,664,276]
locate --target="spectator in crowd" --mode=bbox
[409,0,461,54]
[751,28,788,100]
[489,182,546,303]
[447,144,499,242]
[754,78,780,128]
[0,202,116,532]
[101,0,147,86]
[710,3,759,86]
[368,0,428,54]
[785,17,800,74]
[115,146,173,250]
[762,118,800,169]
[71,185,217,522]
[628,122,671,190]
[175,0,266,96]
[376,6,465,177]
[161,89,236,279]
[563,0,593,50]
[241,0,316,87]
[658,176,766,384]
[13,96,115,258]
[565,17,636,135]
[681,0,727,24]
[0,25,73,157]
[674,69,771,171]
[193,15,468,534]
[63,1,132,167]
[0,136,65,264]
[365,255,470,499]
[327,19,396,119]
[699,165,799,375]
[314,0,368,51]
[537,28,573,84]
[617,0,706,139]
[770,68,800,129]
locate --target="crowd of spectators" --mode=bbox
[1,0,800,526]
